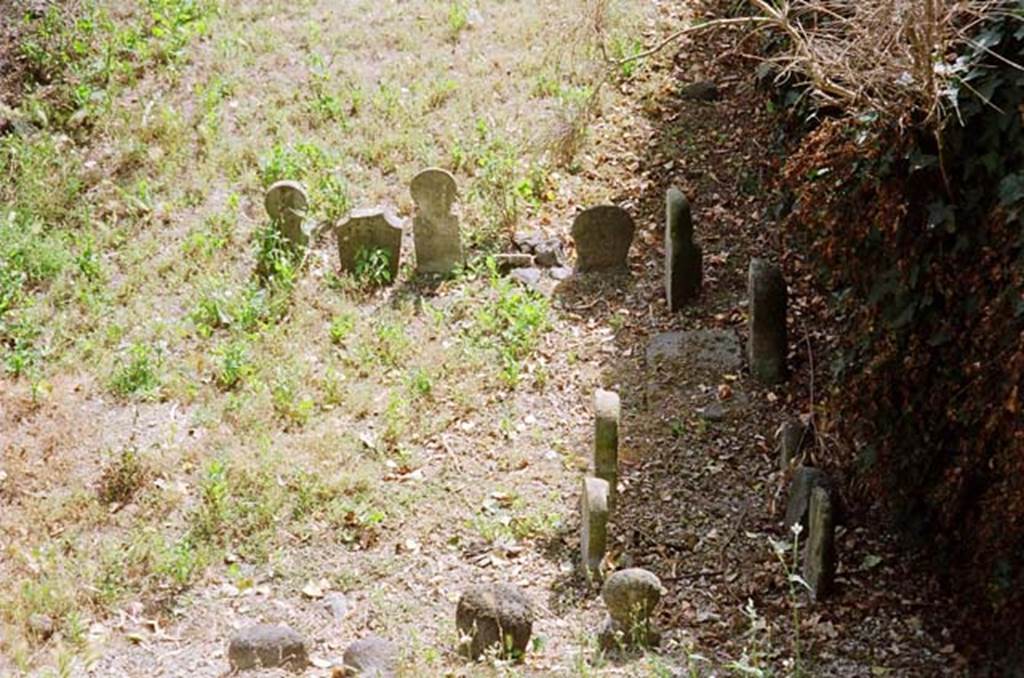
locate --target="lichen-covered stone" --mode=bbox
[572,205,634,273]
[456,584,534,661]
[581,476,610,579]
[747,258,788,384]
[227,623,308,672]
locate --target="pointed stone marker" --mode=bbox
[777,419,810,470]
[265,180,311,248]
[803,485,836,600]
[665,187,702,310]
[411,168,461,275]
[593,388,620,511]
[581,476,609,579]
[748,258,788,383]
[336,207,403,283]
[572,205,635,273]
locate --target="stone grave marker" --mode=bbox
[803,485,836,600]
[594,388,620,511]
[336,207,404,283]
[748,258,788,383]
[265,180,311,248]
[599,568,664,649]
[228,624,308,672]
[784,466,830,533]
[572,205,635,273]
[411,168,462,275]
[456,584,534,661]
[665,187,702,310]
[581,476,609,579]
[777,419,810,470]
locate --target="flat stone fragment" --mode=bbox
[228,623,308,672]
[593,388,620,511]
[510,267,542,288]
[665,187,702,310]
[748,258,788,383]
[599,568,665,649]
[784,466,830,533]
[550,266,573,281]
[456,584,534,661]
[803,486,836,601]
[581,476,610,579]
[646,329,742,372]
[265,180,311,248]
[412,168,462,275]
[343,635,399,677]
[336,208,404,283]
[572,205,635,273]
[494,253,534,273]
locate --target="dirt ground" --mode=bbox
[0,0,967,675]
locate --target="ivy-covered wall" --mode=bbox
[780,12,1024,662]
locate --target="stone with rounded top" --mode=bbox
[456,584,534,661]
[336,207,404,284]
[343,635,399,677]
[748,258,788,383]
[593,388,620,510]
[581,476,610,579]
[227,623,308,672]
[411,167,462,275]
[572,205,635,273]
[666,187,702,310]
[265,180,311,248]
[601,568,665,626]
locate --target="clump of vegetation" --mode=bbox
[110,342,162,398]
[97,448,151,505]
[353,247,393,287]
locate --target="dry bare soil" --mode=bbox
[1,0,964,675]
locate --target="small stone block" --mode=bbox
[777,419,809,470]
[748,258,788,384]
[581,476,610,579]
[228,623,308,672]
[336,207,404,283]
[572,205,635,273]
[803,485,836,601]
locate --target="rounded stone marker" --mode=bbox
[456,584,534,661]
[343,635,399,677]
[602,568,664,626]
[228,623,308,672]
[264,180,310,247]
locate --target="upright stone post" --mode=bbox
[665,187,702,310]
[581,476,609,580]
[593,388,620,511]
[411,168,462,275]
[803,485,836,601]
[747,258,788,384]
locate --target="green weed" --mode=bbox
[354,247,393,287]
[110,342,161,398]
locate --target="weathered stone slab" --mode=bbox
[411,168,461,275]
[784,466,830,533]
[599,568,664,649]
[803,485,836,601]
[581,476,609,579]
[748,258,788,383]
[646,329,742,372]
[228,623,308,672]
[456,584,534,661]
[593,388,620,511]
[572,205,635,273]
[265,180,311,248]
[777,419,810,470]
[336,208,403,283]
[665,187,702,310]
